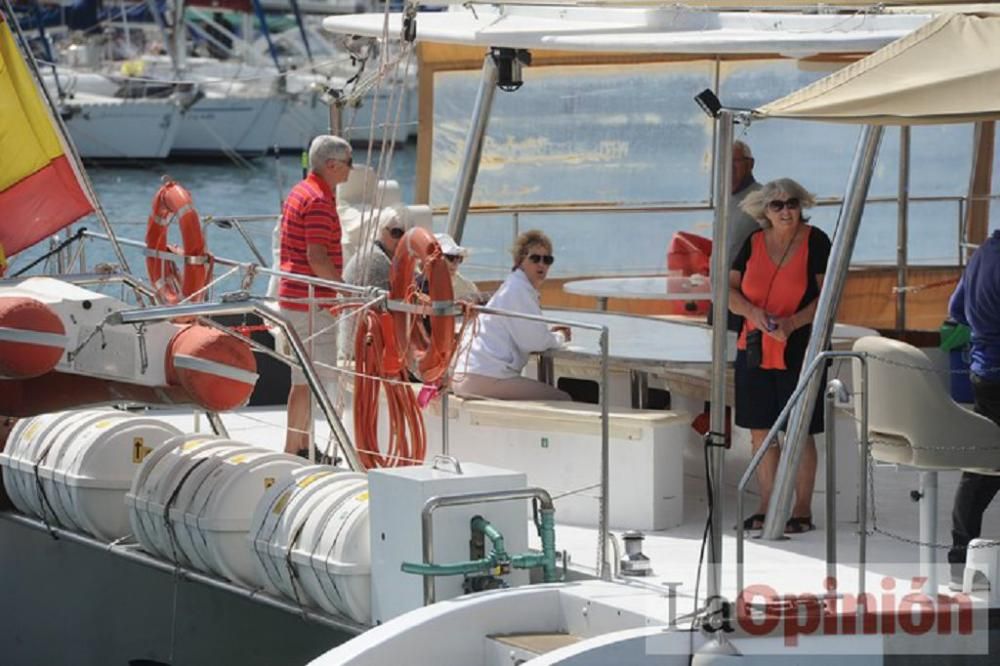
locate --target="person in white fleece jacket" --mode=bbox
[452,230,572,401]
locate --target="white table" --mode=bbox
[537,309,877,408]
[563,276,711,311]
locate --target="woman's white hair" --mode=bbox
[308,135,351,171]
[740,177,816,228]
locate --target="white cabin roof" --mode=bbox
[322,5,932,57]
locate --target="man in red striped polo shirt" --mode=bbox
[278,134,352,458]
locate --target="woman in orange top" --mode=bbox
[728,178,831,534]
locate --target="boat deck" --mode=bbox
[146,405,1000,615]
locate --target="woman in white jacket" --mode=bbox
[452,230,572,401]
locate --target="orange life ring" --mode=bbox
[145,180,210,305]
[387,227,456,384]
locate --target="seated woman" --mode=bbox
[452,230,572,401]
[435,233,480,302]
[728,178,831,534]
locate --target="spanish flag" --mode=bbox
[0,13,94,266]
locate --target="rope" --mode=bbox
[352,309,426,468]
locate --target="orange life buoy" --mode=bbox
[387,227,456,384]
[145,180,210,305]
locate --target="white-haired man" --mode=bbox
[277,134,352,458]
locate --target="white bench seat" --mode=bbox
[436,398,695,531]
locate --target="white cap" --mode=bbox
[378,207,406,231]
[435,233,468,257]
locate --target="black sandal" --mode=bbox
[295,448,335,465]
[741,513,766,530]
[785,516,815,534]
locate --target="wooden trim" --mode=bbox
[965,121,995,248]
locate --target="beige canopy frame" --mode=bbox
[756,12,1000,124]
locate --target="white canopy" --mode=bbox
[756,12,1000,124]
[322,6,929,57]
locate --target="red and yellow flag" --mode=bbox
[0,13,94,261]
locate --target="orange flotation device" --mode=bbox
[145,180,211,305]
[0,296,67,379]
[387,227,456,384]
[666,231,712,316]
[351,227,457,469]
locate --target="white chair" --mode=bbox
[852,336,1000,471]
[853,335,1000,592]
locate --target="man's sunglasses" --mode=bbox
[528,254,555,266]
[388,227,405,239]
[445,254,463,264]
[768,198,800,212]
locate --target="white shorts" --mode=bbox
[276,307,339,385]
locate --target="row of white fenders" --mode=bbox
[0,409,529,627]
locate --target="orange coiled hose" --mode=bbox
[353,309,426,468]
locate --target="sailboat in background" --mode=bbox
[18,0,416,158]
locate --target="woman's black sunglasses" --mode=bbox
[768,197,800,212]
[528,254,555,266]
[388,228,405,239]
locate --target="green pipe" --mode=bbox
[539,509,557,583]
[471,516,507,560]
[401,510,558,583]
[401,557,496,577]
[511,553,546,569]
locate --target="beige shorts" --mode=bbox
[276,307,339,385]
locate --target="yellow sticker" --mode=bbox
[95,419,114,429]
[22,421,42,441]
[296,472,330,488]
[272,491,291,515]
[227,454,249,464]
[264,477,275,489]
[354,491,369,502]
[181,439,208,451]
[132,437,152,463]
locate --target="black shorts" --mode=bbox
[734,350,825,434]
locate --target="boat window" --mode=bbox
[431,60,716,208]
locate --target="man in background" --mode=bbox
[277,134,352,459]
[721,140,761,333]
[728,139,761,265]
[947,227,1000,590]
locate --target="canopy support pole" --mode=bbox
[706,110,733,627]
[446,53,498,244]
[896,126,910,332]
[761,125,884,541]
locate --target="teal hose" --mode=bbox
[539,509,557,583]
[471,516,507,560]
[400,510,558,583]
[400,557,496,577]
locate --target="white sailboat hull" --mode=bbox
[59,94,181,160]
[171,95,287,156]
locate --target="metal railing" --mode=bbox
[736,350,870,609]
[448,302,613,580]
[413,486,556,605]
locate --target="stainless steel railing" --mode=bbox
[735,351,870,607]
